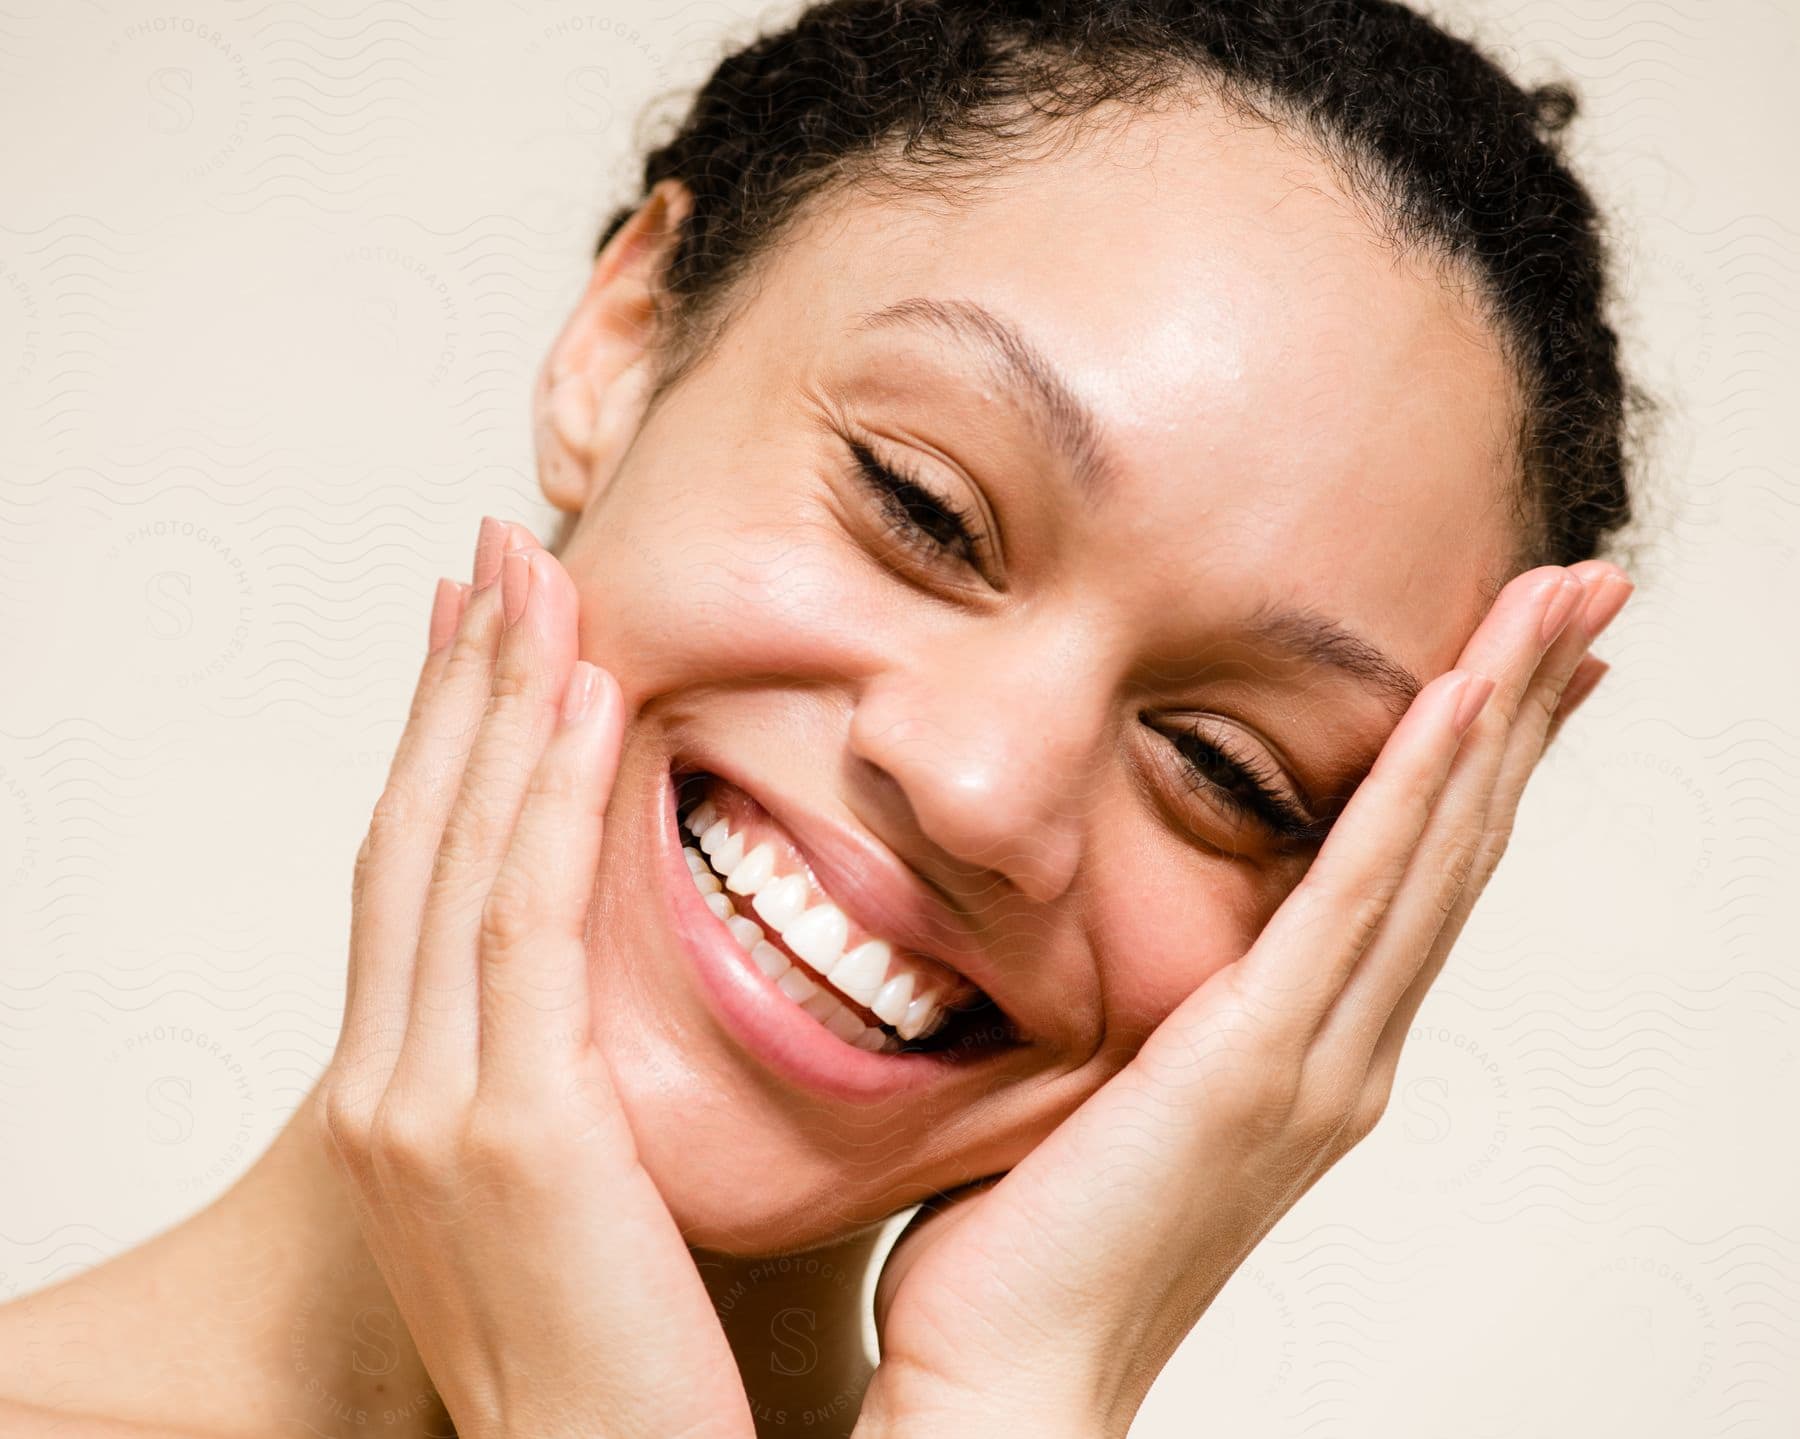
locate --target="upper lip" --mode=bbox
[675,754,1024,1035]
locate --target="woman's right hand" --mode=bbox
[857,559,1632,1438]
[314,519,754,1439]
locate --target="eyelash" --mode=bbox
[1161,720,1332,847]
[841,434,1325,849]
[843,438,983,570]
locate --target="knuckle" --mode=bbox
[1295,1094,1364,1158]
[1429,826,1487,919]
[478,873,538,956]
[320,1087,376,1174]
[442,604,498,673]
[361,788,413,863]
[1346,1088,1390,1145]
[432,799,495,875]
[1340,886,1395,952]
[1517,677,1565,734]
[369,1099,444,1178]
[486,663,536,706]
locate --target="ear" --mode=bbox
[535,177,694,514]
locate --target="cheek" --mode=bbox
[1087,842,1300,1041]
[562,474,893,701]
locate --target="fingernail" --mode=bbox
[1454,672,1496,734]
[560,660,599,725]
[473,516,505,591]
[503,521,535,554]
[1578,574,1634,643]
[501,549,531,627]
[427,577,459,654]
[1539,573,1583,646]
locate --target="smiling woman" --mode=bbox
[0,1,1647,1437]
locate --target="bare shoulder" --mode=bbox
[0,1213,247,1439]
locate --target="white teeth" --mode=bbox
[750,940,789,979]
[871,972,915,1026]
[898,993,943,1042]
[782,903,849,971]
[713,831,746,874]
[752,873,809,930]
[682,795,975,1054]
[828,940,892,1008]
[777,967,818,1004]
[725,842,775,897]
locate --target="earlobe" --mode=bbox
[536,178,693,514]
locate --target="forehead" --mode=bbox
[740,96,1521,677]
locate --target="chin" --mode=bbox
[576,735,1034,1255]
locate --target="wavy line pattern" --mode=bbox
[3,0,1796,1435]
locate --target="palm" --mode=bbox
[875,961,1285,1394]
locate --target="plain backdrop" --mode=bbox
[1,1,1795,1434]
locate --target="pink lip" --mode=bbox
[650,763,968,1103]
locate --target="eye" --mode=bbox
[842,437,985,572]
[1152,715,1332,848]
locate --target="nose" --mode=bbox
[846,625,1097,905]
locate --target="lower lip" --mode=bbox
[652,764,952,1103]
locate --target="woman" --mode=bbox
[0,0,1643,1435]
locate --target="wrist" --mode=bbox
[853,1364,1121,1439]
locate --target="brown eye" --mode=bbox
[844,439,982,569]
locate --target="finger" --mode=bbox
[393,528,579,1094]
[426,574,463,655]
[342,577,466,1017]
[1233,663,1493,1029]
[476,656,625,1091]
[1362,570,1632,1086]
[1315,566,1597,1062]
[1546,653,1608,745]
[1236,565,1577,1033]
[335,522,507,1088]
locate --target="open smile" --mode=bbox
[653,760,1019,1102]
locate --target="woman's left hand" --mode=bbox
[855,561,1632,1439]
[315,519,754,1439]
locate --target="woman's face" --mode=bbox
[543,100,1521,1252]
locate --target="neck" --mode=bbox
[696,1230,884,1439]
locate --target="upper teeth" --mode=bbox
[684,796,960,1046]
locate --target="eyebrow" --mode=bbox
[851,295,1123,503]
[1237,602,1423,720]
[849,294,1424,719]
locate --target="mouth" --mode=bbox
[671,765,1019,1064]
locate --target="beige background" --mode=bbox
[2,0,1794,1433]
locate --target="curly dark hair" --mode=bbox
[590,0,1648,574]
